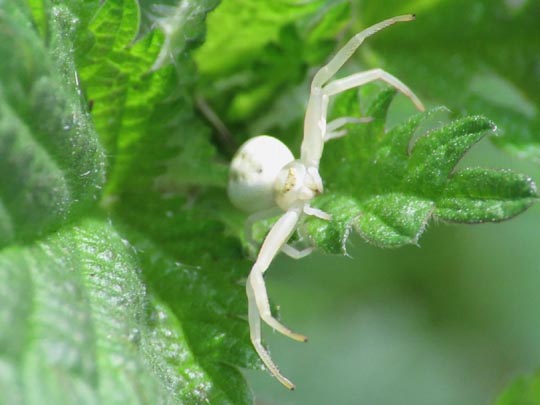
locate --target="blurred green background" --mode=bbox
[246,139,540,404]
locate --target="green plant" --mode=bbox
[1,0,538,404]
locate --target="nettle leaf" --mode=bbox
[78,0,225,193]
[2,0,257,403]
[1,216,246,403]
[0,2,105,246]
[0,218,169,404]
[76,0,255,402]
[303,89,537,253]
[357,0,540,162]
[117,193,255,403]
[139,0,222,71]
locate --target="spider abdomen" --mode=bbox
[228,135,294,213]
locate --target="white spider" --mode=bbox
[227,15,425,389]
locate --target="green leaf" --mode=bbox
[438,168,537,222]
[76,0,257,401]
[77,0,225,195]
[1,216,247,403]
[1,0,256,403]
[0,2,105,246]
[356,0,540,162]
[495,373,540,405]
[302,89,537,252]
[0,219,167,404]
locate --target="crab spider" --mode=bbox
[227,15,425,389]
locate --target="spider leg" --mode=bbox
[311,15,416,89]
[249,270,308,341]
[323,68,425,111]
[247,208,307,341]
[247,279,296,390]
[281,204,332,259]
[301,15,416,166]
[281,244,314,259]
[327,117,373,132]
[245,207,282,255]
[304,205,332,220]
[326,117,373,141]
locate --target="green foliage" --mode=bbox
[1,0,254,403]
[0,0,538,404]
[195,0,351,126]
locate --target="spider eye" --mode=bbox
[274,161,321,210]
[283,167,297,192]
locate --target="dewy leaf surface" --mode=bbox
[0,218,167,404]
[0,2,105,246]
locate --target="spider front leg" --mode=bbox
[247,276,296,390]
[245,207,282,256]
[246,207,308,389]
[323,68,424,111]
[304,68,424,163]
[301,14,421,166]
[281,244,314,259]
[248,208,307,340]
[280,204,333,258]
[246,207,316,259]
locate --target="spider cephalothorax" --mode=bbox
[274,161,324,210]
[227,15,424,389]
